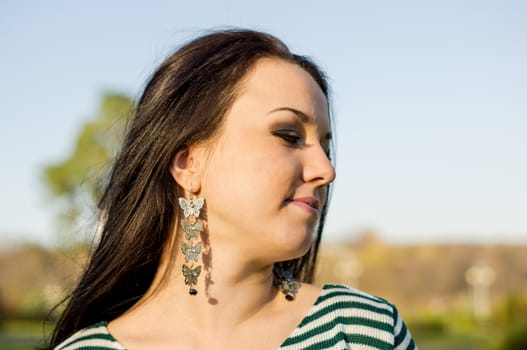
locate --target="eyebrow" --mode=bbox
[268,107,313,123]
[267,107,332,141]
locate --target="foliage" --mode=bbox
[42,93,133,241]
[493,321,527,350]
[406,313,446,338]
[489,294,527,350]
[491,293,527,326]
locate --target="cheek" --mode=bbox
[201,142,300,216]
[207,150,292,196]
[214,133,296,181]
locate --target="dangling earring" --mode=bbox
[178,190,205,296]
[273,264,299,301]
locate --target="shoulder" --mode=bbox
[282,284,418,349]
[316,283,398,316]
[54,322,126,350]
[305,284,401,330]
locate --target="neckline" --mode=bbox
[277,283,334,346]
[99,284,335,348]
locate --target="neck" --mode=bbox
[129,228,282,333]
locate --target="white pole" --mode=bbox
[465,263,495,321]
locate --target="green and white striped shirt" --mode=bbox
[56,284,417,349]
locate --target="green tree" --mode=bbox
[43,93,134,242]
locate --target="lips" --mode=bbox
[287,196,320,215]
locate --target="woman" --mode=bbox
[49,29,417,349]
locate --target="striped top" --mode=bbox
[55,284,417,349]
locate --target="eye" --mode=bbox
[273,130,302,146]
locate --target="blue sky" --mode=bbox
[1,0,526,245]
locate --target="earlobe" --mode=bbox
[170,147,202,192]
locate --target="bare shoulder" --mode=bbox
[297,282,322,301]
[281,282,322,312]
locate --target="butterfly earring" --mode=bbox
[273,264,299,301]
[178,190,205,296]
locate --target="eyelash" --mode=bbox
[273,131,302,146]
[273,130,332,159]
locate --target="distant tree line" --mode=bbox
[42,93,133,242]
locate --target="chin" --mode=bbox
[275,229,313,261]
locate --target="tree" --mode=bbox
[43,93,134,242]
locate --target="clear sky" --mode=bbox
[1,0,526,245]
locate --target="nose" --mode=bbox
[303,143,336,186]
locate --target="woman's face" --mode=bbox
[199,58,335,264]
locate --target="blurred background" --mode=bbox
[1,1,526,349]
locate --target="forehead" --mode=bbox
[234,58,329,126]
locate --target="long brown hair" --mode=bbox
[47,28,334,348]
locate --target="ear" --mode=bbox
[170,147,203,193]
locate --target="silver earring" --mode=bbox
[178,191,204,296]
[273,264,299,301]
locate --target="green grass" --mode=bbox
[415,332,489,350]
[0,336,42,350]
[0,320,50,350]
[406,310,498,350]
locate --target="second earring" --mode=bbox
[178,191,205,296]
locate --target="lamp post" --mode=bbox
[465,262,495,322]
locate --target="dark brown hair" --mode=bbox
[47,28,333,348]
